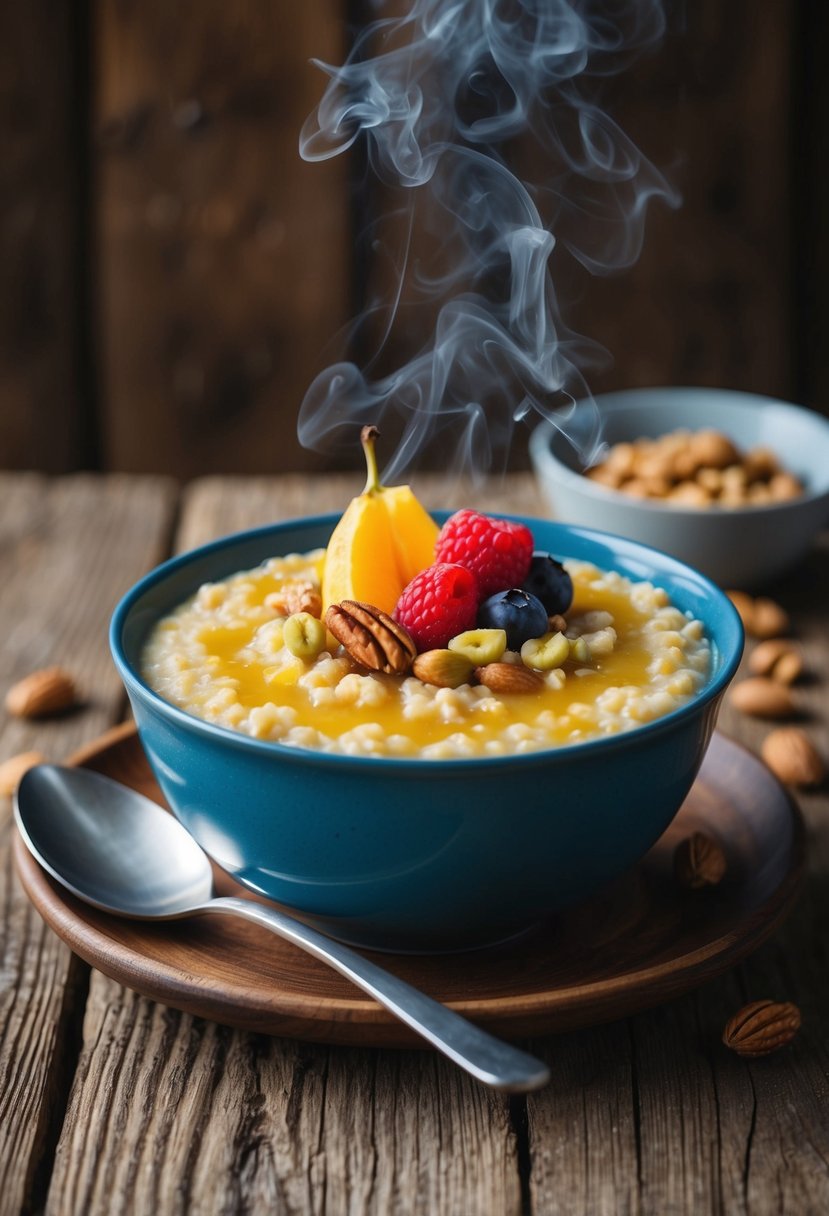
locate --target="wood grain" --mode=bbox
[573,0,796,403]
[94,0,351,477]
[0,474,176,1215]
[0,3,85,471]
[3,473,828,1216]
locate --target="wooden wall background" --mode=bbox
[0,0,826,478]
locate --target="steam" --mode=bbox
[298,0,678,480]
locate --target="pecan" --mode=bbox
[673,832,727,890]
[265,581,322,619]
[722,999,801,1058]
[325,601,416,675]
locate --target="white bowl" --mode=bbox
[530,388,829,589]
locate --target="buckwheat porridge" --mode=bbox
[142,549,711,760]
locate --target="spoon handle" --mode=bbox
[202,896,549,1093]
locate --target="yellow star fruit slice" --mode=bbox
[322,427,439,616]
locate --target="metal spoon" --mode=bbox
[14,764,549,1093]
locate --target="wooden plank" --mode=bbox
[359,0,796,482]
[94,0,351,477]
[27,475,829,1214]
[0,4,85,471]
[526,536,829,1215]
[0,474,177,1215]
[46,979,520,1216]
[44,474,526,1215]
[794,3,829,415]
[576,0,794,403]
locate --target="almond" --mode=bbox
[729,677,794,719]
[748,638,798,679]
[772,650,804,685]
[750,597,790,639]
[726,590,756,633]
[413,649,475,689]
[5,668,78,719]
[475,663,544,695]
[722,1000,801,1058]
[761,728,825,787]
[0,751,47,798]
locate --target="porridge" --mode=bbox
[142,547,711,760]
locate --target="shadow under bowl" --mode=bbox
[111,513,743,953]
[530,387,829,590]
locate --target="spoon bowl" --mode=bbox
[14,763,550,1093]
[15,765,215,917]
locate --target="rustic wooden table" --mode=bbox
[1,471,827,1216]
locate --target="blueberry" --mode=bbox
[521,551,573,616]
[477,588,549,651]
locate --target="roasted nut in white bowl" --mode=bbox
[530,388,829,588]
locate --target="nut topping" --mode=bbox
[413,649,475,689]
[722,999,801,1058]
[475,662,544,694]
[673,831,727,889]
[325,601,416,675]
[265,581,322,619]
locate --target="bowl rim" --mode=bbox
[529,386,829,516]
[110,511,744,773]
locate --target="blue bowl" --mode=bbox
[110,514,743,953]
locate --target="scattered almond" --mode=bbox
[722,999,801,1058]
[761,728,825,787]
[751,597,790,639]
[743,637,797,685]
[772,650,804,686]
[673,832,727,889]
[0,750,47,798]
[729,677,795,719]
[475,663,544,695]
[726,590,756,633]
[5,667,78,719]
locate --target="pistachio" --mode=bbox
[569,637,590,663]
[520,631,570,672]
[413,649,475,689]
[448,629,507,666]
[283,613,327,660]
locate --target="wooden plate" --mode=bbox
[13,724,804,1047]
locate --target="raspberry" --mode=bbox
[394,563,478,652]
[434,509,534,600]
